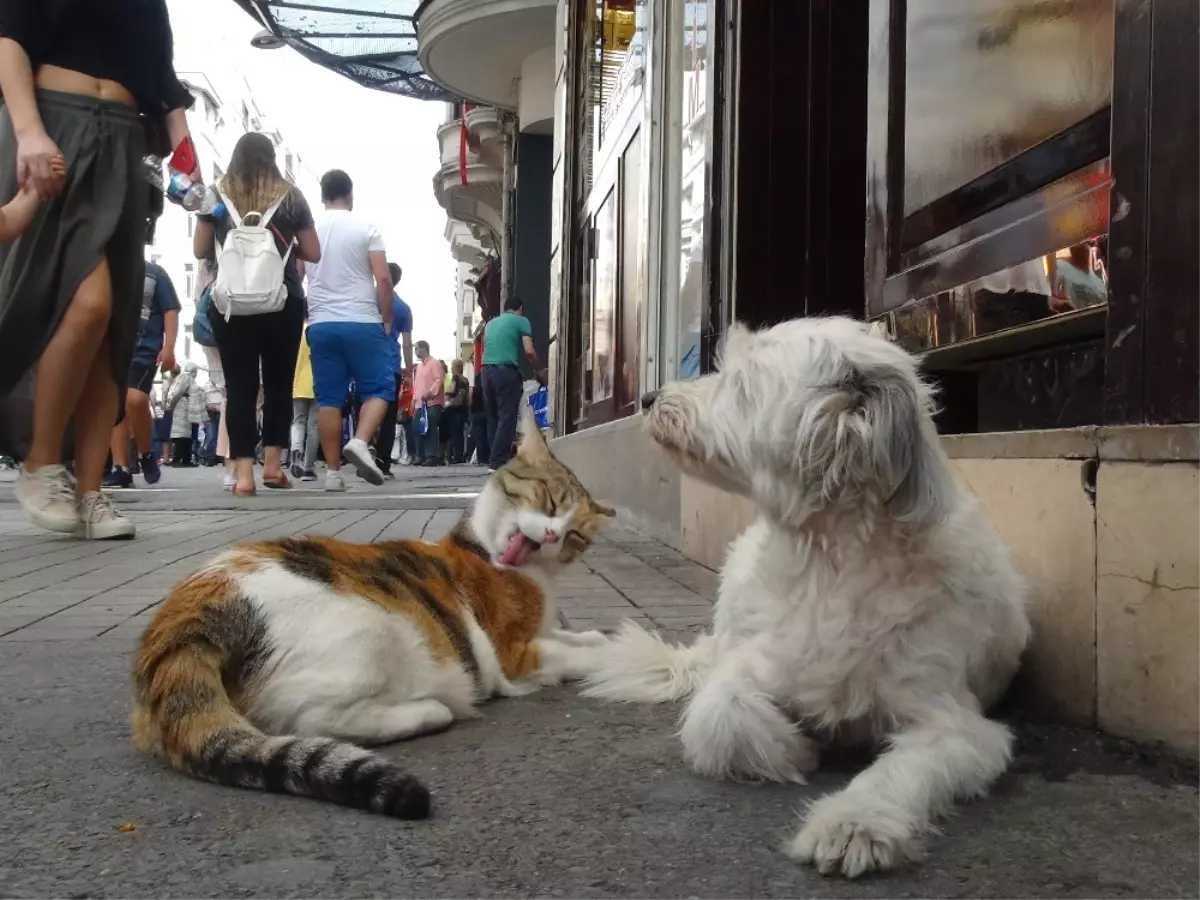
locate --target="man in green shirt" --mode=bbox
[481,296,542,469]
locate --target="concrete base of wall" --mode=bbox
[554,421,1199,757]
[551,416,682,549]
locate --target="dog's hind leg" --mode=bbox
[785,695,1013,878]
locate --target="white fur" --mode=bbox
[582,316,1030,878]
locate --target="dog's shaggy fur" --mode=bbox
[583,316,1030,878]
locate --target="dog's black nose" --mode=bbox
[640,390,660,411]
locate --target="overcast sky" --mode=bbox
[168,0,457,358]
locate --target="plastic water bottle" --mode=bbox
[141,155,221,214]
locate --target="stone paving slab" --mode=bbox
[0,505,717,643]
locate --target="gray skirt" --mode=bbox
[0,90,148,457]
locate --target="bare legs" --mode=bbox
[25,260,113,477]
[317,406,345,471]
[73,339,120,495]
[356,397,388,447]
[109,388,152,467]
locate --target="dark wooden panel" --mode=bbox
[1102,0,1150,425]
[1142,0,1199,424]
[732,0,809,332]
[975,341,1105,433]
[807,0,869,317]
[732,0,868,330]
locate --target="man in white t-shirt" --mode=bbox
[303,169,394,492]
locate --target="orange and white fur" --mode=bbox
[132,408,614,818]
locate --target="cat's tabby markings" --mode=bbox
[131,407,614,818]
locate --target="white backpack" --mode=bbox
[211,194,294,320]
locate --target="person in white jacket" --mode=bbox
[167,362,205,467]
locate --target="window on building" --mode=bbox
[184,263,194,301]
[661,0,708,381]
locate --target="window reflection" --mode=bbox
[888,235,1109,353]
[593,0,644,151]
[676,0,708,380]
[592,190,617,402]
[969,236,1107,335]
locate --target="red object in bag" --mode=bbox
[168,136,198,176]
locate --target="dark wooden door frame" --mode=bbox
[1104,0,1199,426]
[728,0,870,337]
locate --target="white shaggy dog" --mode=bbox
[582,316,1030,878]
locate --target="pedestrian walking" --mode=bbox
[373,262,412,478]
[481,296,543,470]
[0,0,199,539]
[465,373,489,465]
[194,131,321,496]
[411,341,445,467]
[443,359,469,463]
[302,169,395,492]
[289,322,319,481]
[166,361,204,466]
[102,261,179,488]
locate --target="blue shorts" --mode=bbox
[307,321,396,409]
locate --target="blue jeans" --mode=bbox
[482,364,523,469]
[418,404,443,460]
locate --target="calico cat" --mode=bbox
[131,408,614,819]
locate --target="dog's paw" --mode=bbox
[785,794,921,878]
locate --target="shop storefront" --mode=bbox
[550,0,1197,755]
[549,0,727,433]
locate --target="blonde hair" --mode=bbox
[219,131,290,218]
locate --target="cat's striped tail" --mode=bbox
[131,588,430,819]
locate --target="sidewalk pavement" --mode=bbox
[0,506,715,645]
[0,470,1197,898]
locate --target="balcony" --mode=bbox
[417,0,555,130]
[433,119,503,241]
[464,106,503,167]
[445,219,491,269]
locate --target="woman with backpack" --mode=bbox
[193,131,320,496]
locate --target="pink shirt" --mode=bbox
[413,357,445,410]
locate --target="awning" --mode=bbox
[231,0,457,101]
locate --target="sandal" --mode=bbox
[231,483,257,498]
[262,473,293,490]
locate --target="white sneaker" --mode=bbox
[222,473,236,491]
[15,464,80,533]
[343,438,384,486]
[325,469,347,493]
[78,491,135,540]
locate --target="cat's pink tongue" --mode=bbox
[498,532,540,567]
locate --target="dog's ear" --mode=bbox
[852,363,952,527]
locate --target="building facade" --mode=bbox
[410,0,1198,755]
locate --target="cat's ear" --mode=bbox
[592,500,616,518]
[516,401,551,461]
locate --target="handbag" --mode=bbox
[193,283,218,347]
